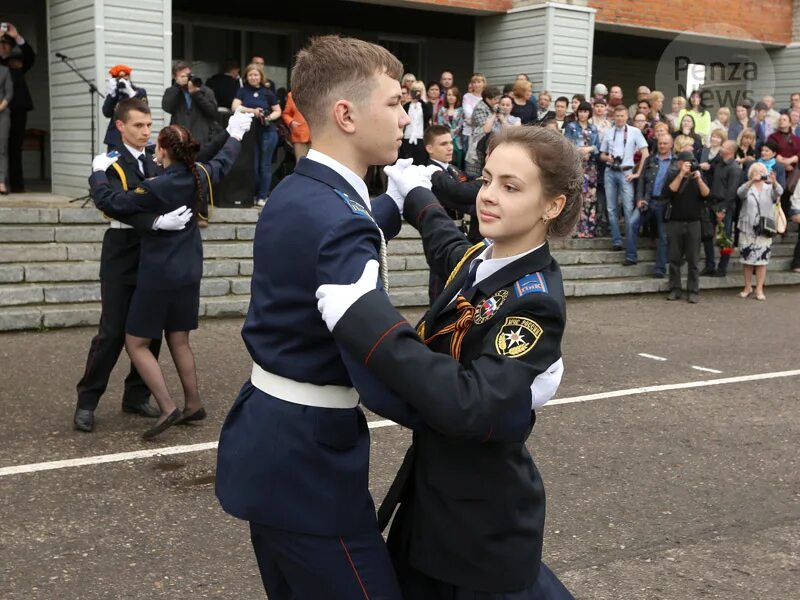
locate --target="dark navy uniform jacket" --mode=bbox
[215,157,404,536]
[89,137,240,290]
[96,132,230,285]
[329,186,567,592]
[98,145,163,285]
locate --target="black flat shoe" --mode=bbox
[74,408,94,432]
[122,399,160,418]
[177,407,207,425]
[142,409,182,440]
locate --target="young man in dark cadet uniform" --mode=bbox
[75,98,231,433]
[215,36,424,599]
[75,99,188,432]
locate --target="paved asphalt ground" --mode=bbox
[1,287,798,599]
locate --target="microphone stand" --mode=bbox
[56,53,104,206]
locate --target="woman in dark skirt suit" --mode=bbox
[89,115,251,439]
[316,126,582,599]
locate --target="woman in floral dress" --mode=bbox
[437,86,465,167]
[564,101,600,237]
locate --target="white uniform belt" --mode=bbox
[108,219,133,230]
[250,363,359,409]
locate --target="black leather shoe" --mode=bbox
[142,409,183,440]
[122,399,160,418]
[700,267,716,276]
[667,289,682,301]
[612,245,624,251]
[622,259,637,266]
[711,270,727,277]
[74,408,94,432]
[653,272,666,279]
[177,407,207,425]
[687,293,700,304]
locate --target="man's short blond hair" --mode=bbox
[291,35,403,130]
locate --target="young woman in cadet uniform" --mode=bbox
[89,114,251,439]
[316,126,582,599]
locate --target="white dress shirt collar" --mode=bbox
[306,149,371,211]
[470,241,546,288]
[431,159,449,171]
[123,144,146,175]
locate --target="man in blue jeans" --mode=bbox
[631,134,675,277]
[600,105,649,255]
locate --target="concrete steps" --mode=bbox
[0,206,798,331]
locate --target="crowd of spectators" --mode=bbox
[19,44,800,299]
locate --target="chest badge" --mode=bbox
[474,289,508,324]
[495,316,543,359]
[254,92,259,97]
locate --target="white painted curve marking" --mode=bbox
[691,366,723,374]
[2,369,799,478]
[638,353,668,361]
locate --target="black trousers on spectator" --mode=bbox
[76,280,161,410]
[793,231,800,270]
[8,110,27,193]
[667,220,701,294]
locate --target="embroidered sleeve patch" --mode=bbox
[474,289,509,324]
[333,189,368,218]
[133,186,148,195]
[495,316,543,359]
[514,272,548,297]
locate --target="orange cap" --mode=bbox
[109,64,133,78]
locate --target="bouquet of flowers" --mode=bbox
[716,221,734,256]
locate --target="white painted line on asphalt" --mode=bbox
[547,368,800,406]
[0,441,219,477]
[2,369,799,478]
[692,366,723,374]
[638,353,668,361]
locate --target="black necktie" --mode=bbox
[461,259,483,292]
[137,155,146,177]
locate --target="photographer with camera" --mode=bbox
[665,151,710,303]
[162,60,220,147]
[483,95,521,135]
[400,80,433,164]
[102,64,147,150]
[736,162,782,301]
[600,105,649,255]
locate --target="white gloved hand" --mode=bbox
[316,260,380,332]
[226,109,255,141]
[106,78,118,98]
[388,164,439,198]
[384,158,414,213]
[120,78,135,98]
[153,205,193,231]
[92,152,119,173]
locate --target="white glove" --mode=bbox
[386,163,439,200]
[384,158,414,212]
[153,206,193,231]
[316,260,380,332]
[106,78,118,97]
[120,78,135,98]
[530,358,564,409]
[92,153,119,173]
[226,109,255,141]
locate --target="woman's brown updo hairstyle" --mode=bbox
[156,125,203,216]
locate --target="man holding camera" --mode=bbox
[666,151,710,303]
[600,105,649,255]
[162,61,220,146]
[102,64,147,150]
